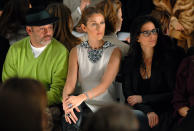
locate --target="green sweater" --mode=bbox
[2,37,69,106]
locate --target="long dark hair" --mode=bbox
[46,3,81,51]
[0,0,30,37]
[129,15,164,67]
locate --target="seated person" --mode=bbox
[0,78,47,131]
[2,8,68,106]
[62,6,121,130]
[2,8,69,130]
[172,54,194,131]
[122,16,179,131]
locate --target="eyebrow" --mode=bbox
[87,20,98,23]
[88,19,105,22]
[141,28,156,32]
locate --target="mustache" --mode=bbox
[43,35,52,38]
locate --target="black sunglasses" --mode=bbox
[140,28,159,37]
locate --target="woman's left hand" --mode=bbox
[127,95,143,106]
[65,95,85,110]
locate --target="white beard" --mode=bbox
[40,40,51,45]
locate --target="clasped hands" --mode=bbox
[62,95,84,124]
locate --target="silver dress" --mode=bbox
[77,41,117,112]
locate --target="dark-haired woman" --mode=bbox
[122,15,179,131]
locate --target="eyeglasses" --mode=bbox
[140,28,159,37]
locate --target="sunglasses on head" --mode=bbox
[140,28,159,37]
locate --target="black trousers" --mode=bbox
[62,102,92,131]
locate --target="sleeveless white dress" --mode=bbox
[77,41,117,112]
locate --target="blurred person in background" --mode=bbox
[0,0,31,45]
[0,78,47,131]
[46,3,81,51]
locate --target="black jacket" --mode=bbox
[122,45,179,114]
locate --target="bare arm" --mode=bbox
[64,47,121,124]
[62,47,78,99]
[65,47,121,103]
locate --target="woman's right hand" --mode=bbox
[147,112,159,128]
[62,96,80,124]
[64,106,80,124]
[178,106,190,117]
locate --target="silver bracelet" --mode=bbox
[84,92,89,100]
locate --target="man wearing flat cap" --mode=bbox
[2,9,69,107]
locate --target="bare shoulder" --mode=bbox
[69,47,78,63]
[70,47,77,55]
[111,47,122,59]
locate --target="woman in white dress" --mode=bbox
[62,6,121,125]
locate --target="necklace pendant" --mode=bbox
[81,41,113,63]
